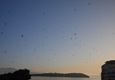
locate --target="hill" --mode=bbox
[31,73,89,78]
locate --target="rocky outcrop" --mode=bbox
[0,69,31,80]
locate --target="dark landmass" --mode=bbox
[0,69,31,80]
[31,73,89,78]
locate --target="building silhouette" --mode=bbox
[101,60,115,80]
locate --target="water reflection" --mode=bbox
[31,76,100,80]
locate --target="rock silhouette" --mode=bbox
[0,69,31,80]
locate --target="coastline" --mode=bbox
[31,73,89,78]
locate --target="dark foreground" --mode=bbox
[0,69,31,80]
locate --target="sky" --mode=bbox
[0,0,115,75]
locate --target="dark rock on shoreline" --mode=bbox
[0,69,31,80]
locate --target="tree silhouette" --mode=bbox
[0,69,31,80]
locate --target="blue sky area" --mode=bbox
[0,0,115,75]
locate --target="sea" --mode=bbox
[31,76,101,80]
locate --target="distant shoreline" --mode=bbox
[31,73,89,78]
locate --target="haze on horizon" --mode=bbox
[0,0,115,75]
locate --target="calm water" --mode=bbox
[31,76,101,80]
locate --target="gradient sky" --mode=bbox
[0,0,115,75]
